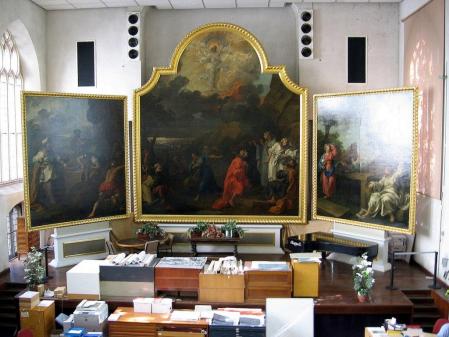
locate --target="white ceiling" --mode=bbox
[31,0,402,10]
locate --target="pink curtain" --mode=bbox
[404,0,444,200]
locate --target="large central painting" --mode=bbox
[134,23,307,224]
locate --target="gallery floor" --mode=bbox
[2,253,448,337]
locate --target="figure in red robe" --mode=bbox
[319,143,337,198]
[212,149,249,209]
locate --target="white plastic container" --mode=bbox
[151,298,172,314]
[133,298,153,313]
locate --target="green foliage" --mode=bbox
[445,289,449,298]
[24,247,45,287]
[221,220,245,238]
[137,223,165,238]
[187,221,209,236]
[352,253,375,297]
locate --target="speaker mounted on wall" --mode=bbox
[299,10,313,59]
[127,11,141,60]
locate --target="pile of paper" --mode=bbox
[290,252,322,263]
[212,308,265,326]
[205,256,243,275]
[110,252,156,266]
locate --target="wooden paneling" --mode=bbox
[199,274,245,303]
[108,307,208,337]
[155,267,201,293]
[431,289,449,319]
[20,302,55,337]
[17,217,40,258]
[244,263,292,303]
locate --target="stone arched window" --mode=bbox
[0,30,23,184]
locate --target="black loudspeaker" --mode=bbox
[299,10,313,59]
[127,12,140,60]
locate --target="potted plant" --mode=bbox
[24,247,45,290]
[187,221,209,238]
[221,220,245,238]
[137,223,165,240]
[352,253,375,303]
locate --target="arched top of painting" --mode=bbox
[136,23,306,97]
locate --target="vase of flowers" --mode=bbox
[24,247,45,290]
[202,224,224,239]
[187,221,209,238]
[221,220,245,238]
[137,223,165,240]
[353,253,375,303]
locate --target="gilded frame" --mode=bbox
[133,23,308,224]
[22,91,131,231]
[312,87,418,234]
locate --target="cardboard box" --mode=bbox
[133,298,152,313]
[63,314,74,333]
[199,273,245,303]
[54,287,66,299]
[20,300,55,337]
[244,261,292,302]
[151,298,172,314]
[19,291,40,309]
[292,261,319,297]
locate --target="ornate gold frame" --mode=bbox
[312,87,418,234]
[22,91,131,231]
[133,23,308,224]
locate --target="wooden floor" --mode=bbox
[1,253,440,304]
[2,254,447,337]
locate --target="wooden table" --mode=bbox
[365,327,436,337]
[115,238,147,252]
[189,237,240,256]
[108,307,209,337]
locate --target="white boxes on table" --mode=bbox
[152,298,173,314]
[133,298,153,313]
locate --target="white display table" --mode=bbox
[66,260,112,299]
[49,222,111,268]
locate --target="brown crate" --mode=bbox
[20,301,55,337]
[292,261,319,298]
[244,262,292,301]
[155,267,201,293]
[199,273,244,303]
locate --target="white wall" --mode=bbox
[0,0,46,91]
[46,8,141,118]
[296,2,400,97]
[440,0,449,285]
[144,3,400,109]
[398,0,447,284]
[144,7,299,83]
[0,0,46,273]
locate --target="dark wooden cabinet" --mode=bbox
[17,216,40,259]
[108,307,208,337]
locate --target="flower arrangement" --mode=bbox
[202,224,224,239]
[221,220,245,238]
[137,223,165,240]
[352,253,375,302]
[24,247,45,288]
[187,221,209,238]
